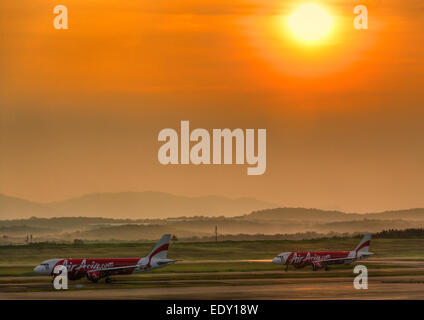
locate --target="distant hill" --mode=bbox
[0,192,276,219]
[2,193,424,242]
[244,207,424,222]
[367,209,424,221]
[2,193,424,222]
[0,194,56,219]
[1,206,424,242]
[245,208,359,222]
[65,224,209,241]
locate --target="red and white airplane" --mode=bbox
[33,234,174,283]
[272,234,374,271]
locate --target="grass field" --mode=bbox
[0,238,423,265]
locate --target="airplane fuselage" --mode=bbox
[34,234,175,282]
[272,234,374,271]
[33,257,169,281]
[273,251,351,269]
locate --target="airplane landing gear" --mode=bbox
[105,277,112,284]
[285,265,289,272]
[325,265,330,271]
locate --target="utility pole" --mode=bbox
[215,225,218,242]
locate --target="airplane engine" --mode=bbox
[68,273,83,280]
[86,270,102,282]
[311,261,324,271]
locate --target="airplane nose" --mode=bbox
[34,265,49,274]
[33,265,42,274]
[272,257,281,265]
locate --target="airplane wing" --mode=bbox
[96,265,139,273]
[316,252,374,264]
[94,259,176,274]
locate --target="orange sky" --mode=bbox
[0,0,423,212]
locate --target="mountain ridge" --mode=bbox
[1,192,424,221]
[0,192,276,219]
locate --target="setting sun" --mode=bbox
[288,3,333,42]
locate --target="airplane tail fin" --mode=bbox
[354,233,371,254]
[148,234,171,259]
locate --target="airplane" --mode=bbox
[272,234,374,271]
[33,234,175,283]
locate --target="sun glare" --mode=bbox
[288,3,333,43]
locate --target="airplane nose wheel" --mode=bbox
[105,277,112,284]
